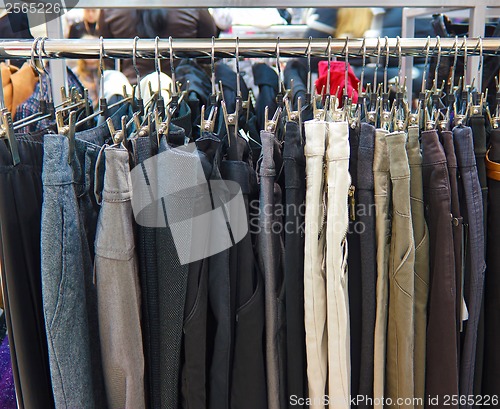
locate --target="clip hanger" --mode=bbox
[200,105,218,133]
[264,106,282,134]
[56,110,76,164]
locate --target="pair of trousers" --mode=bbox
[347,125,362,404]
[156,134,191,409]
[356,123,377,408]
[373,129,391,409]
[41,134,97,409]
[439,130,463,353]
[406,126,429,408]
[386,131,415,407]
[132,135,160,409]
[468,114,487,397]
[95,145,145,409]
[42,104,130,409]
[483,128,500,396]
[326,121,351,408]
[453,126,486,408]
[303,119,327,409]
[220,139,267,409]
[259,130,284,409]
[422,129,459,408]
[283,120,307,409]
[0,131,55,409]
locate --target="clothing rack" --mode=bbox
[1,37,499,60]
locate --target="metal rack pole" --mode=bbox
[1,37,499,59]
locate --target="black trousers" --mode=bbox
[440,130,463,352]
[482,128,500,396]
[347,124,362,404]
[357,123,377,408]
[422,130,459,408]
[283,121,306,409]
[0,132,55,409]
[221,140,267,409]
[133,136,161,409]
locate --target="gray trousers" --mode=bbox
[95,146,146,409]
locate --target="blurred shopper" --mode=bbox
[68,9,101,38]
[99,9,218,84]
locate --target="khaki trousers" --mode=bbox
[304,120,328,409]
[406,126,430,409]
[326,121,351,409]
[386,132,415,408]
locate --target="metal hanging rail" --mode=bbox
[0,37,499,60]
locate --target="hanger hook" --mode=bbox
[133,36,141,96]
[276,37,283,95]
[210,36,217,97]
[359,37,366,92]
[374,37,381,91]
[307,36,312,95]
[384,36,389,94]
[154,36,162,98]
[396,36,402,83]
[421,36,431,94]
[168,36,176,95]
[39,37,53,103]
[326,36,332,96]
[477,37,483,92]
[99,36,105,98]
[434,36,442,86]
[30,37,42,76]
[450,35,459,93]
[235,37,241,99]
[463,35,468,84]
[343,37,349,98]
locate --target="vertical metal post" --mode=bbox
[402,7,415,100]
[45,12,67,107]
[468,5,487,88]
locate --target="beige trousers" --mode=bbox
[407,126,430,409]
[304,120,328,409]
[326,121,351,409]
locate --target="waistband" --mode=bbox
[304,120,327,157]
[452,126,477,169]
[327,121,350,160]
[373,128,389,172]
[421,129,447,166]
[102,146,132,202]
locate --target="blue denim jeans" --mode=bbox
[41,134,96,409]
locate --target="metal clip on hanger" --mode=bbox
[325,36,332,105]
[264,105,282,134]
[0,66,20,165]
[107,115,128,146]
[56,110,76,165]
[200,104,218,133]
[284,97,303,141]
